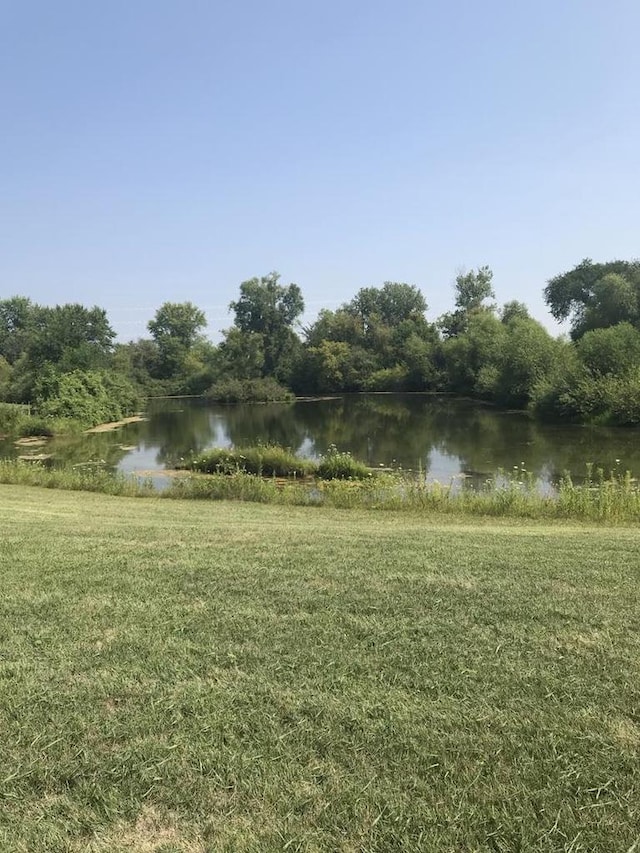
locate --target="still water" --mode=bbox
[4,394,640,488]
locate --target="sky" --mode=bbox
[1,0,639,342]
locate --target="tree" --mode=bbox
[304,308,362,348]
[216,328,265,380]
[454,266,495,312]
[544,258,640,339]
[493,317,563,407]
[148,302,207,350]
[501,300,531,324]
[442,310,506,396]
[229,272,304,379]
[439,267,496,338]
[576,322,640,377]
[28,303,115,370]
[304,341,354,393]
[33,368,138,426]
[579,274,639,335]
[345,282,428,330]
[0,296,34,364]
[300,282,437,392]
[148,302,207,378]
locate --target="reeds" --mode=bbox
[181,443,372,480]
[2,458,640,522]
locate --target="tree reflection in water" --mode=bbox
[8,394,640,489]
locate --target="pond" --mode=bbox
[3,394,640,489]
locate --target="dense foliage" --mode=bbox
[2,257,640,429]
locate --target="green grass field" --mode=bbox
[1,485,639,852]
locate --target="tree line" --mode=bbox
[1,258,640,428]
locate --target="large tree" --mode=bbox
[439,267,496,338]
[544,258,640,339]
[148,301,207,378]
[229,272,304,380]
[24,303,115,370]
[301,281,438,392]
[148,302,207,350]
[345,282,428,331]
[0,296,34,364]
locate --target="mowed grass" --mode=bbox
[0,487,639,852]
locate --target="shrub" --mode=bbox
[316,444,372,480]
[182,443,373,481]
[34,369,139,427]
[0,402,29,434]
[183,445,314,478]
[363,366,409,392]
[207,378,293,403]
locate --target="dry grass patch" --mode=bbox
[84,806,204,852]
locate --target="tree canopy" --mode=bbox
[544,258,640,339]
[3,257,640,427]
[229,272,304,380]
[148,302,207,350]
[439,267,496,338]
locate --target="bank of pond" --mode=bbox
[2,454,640,525]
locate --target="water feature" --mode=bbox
[3,394,639,489]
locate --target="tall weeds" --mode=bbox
[2,458,640,522]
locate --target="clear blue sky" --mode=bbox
[1,0,638,341]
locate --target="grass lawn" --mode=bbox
[0,485,639,852]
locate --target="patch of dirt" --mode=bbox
[18,453,53,461]
[14,436,49,446]
[85,415,147,434]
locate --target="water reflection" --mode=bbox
[4,394,640,489]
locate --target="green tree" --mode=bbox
[454,266,495,311]
[28,303,115,370]
[576,322,640,377]
[2,302,117,402]
[304,308,362,348]
[300,282,437,392]
[442,310,506,396]
[34,368,138,426]
[493,317,563,407]
[216,328,265,380]
[501,300,531,324]
[148,302,207,378]
[112,339,163,394]
[544,259,640,339]
[345,282,428,330]
[304,341,354,393]
[148,302,207,350]
[229,272,304,380]
[0,296,34,364]
[439,267,496,338]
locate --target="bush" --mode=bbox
[182,443,373,481]
[0,403,64,438]
[0,402,29,434]
[183,445,314,478]
[206,377,293,403]
[531,366,640,426]
[34,369,140,427]
[363,365,409,392]
[316,445,372,480]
